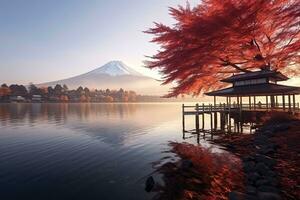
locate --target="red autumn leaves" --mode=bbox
[145,0,300,97]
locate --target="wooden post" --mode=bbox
[214,96,216,108]
[288,95,291,112]
[229,97,231,112]
[254,96,256,110]
[275,96,278,107]
[228,114,231,133]
[293,94,296,112]
[214,112,218,131]
[282,95,286,111]
[202,103,205,130]
[240,96,243,108]
[266,96,268,111]
[182,104,185,133]
[195,103,200,135]
[210,104,213,133]
[249,96,251,110]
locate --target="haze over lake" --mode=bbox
[0,103,215,200]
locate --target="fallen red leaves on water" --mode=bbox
[153,142,245,200]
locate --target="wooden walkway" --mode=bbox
[181,102,300,143]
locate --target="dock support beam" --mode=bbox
[288,95,291,112]
[182,104,185,133]
[293,94,296,113]
[283,95,286,111]
[195,103,200,135]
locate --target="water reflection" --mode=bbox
[0,103,193,200]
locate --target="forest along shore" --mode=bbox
[213,113,300,200]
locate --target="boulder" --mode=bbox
[272,124,290,133]
[255,154,276,168]
[258,185,278,193]
[255,162,270,175]
[228,191,256,200]
[244,161,256,172]
[245,186,257,195]
[145,176,155,192]
[247,172,260,183]
[180,159,193,170]
[258,192,281,200]
[255,179,271,187]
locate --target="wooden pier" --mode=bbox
[182,102,300,143]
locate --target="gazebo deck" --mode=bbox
[182,103,300,115]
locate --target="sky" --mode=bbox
[0,0,298,87]
[0,0,200,85]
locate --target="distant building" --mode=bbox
[32,95,42,102]
[10,96,26,102]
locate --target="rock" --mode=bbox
[258,192,281,200]
[244,161,256,172]
[226,144,236,150]
[255,178,271,187]
[228,191,256,200]
[180,159,193,170]
[145,176,155,192]
[245,186,257,195]
[243,155,255,162]
[266,177,279,186]
[247,172,260,183]
[258,185,278,193]
[260,147,275,155]
[272,124,290,133]
[255,162,270,175]
[266,170,276,177]
[255,154,276,168]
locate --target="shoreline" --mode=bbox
[212,113,300,200]
[151,113,299,200]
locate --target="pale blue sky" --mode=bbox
[0,0,199,84]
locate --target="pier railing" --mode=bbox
[182,102,300,114]
[181,102,299,143]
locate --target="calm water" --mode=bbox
[0,103,218,200]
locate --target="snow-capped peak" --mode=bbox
[89,61,143,76]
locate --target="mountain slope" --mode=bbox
[39,61,169,95]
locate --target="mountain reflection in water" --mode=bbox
[0,103,221,200]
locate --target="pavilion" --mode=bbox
[205,68,300,112]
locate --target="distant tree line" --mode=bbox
[0,83,138,103]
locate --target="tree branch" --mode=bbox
[219,58,251,73]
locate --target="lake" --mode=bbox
[0,103,219,200]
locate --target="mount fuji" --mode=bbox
[39,61,169,95]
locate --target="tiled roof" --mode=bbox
[221,70,288,83]
[205,83,300,96]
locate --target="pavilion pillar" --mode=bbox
[288,95,291,112]
[275,96,278,107]
[266,96,269,111]
[240,96,243,108]
[254,96,256,110]
[293,94,296,111]
[249,96,252,110]
[214,96,216,107]
[271,95,275,109]
[282,95,286,111]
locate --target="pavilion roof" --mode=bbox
[205,83,300,97]
[221,69,288,83]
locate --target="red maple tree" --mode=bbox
[145,0,300,97]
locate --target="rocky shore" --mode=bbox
[215,114,300,200]
[148,113,299,200]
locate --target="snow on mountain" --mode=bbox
[39,61,169,95]
[88,61,143,76]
